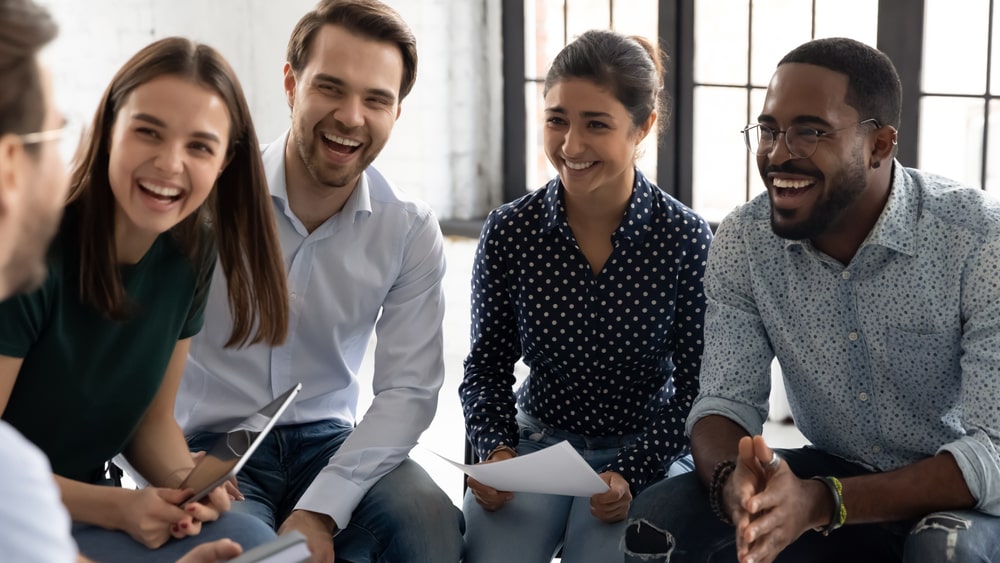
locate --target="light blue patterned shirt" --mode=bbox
[689,161,1000,515]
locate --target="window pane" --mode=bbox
[986,100,1000,193]
[566,0,611,41]
[750,0,813,86]
[525,82,555,192]
[747,88,768,201]
[694,0,749,85]
[923,0,989,94]
[918,96,984,188]
[612,0,657,38]
[692,86,754,223]
[992,4,1000,95]
[814,0,877,42]
[526,0,567,80]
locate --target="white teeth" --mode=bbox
[138,181,181,198]
[323,133,361,147]
[773,177,814,189]
[564,160,596,170]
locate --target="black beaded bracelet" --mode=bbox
[810,475,847,535]
[709,460,737,525]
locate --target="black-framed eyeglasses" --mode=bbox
[741,118,881,159]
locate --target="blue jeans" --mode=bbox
[624,446,1000,563]
[463,412,692,563]
[188,419,463,563]
[73,506,275,562]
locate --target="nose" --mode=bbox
[333,95,365,129]
[765,131,798,164]
[153,142,184,175]
[561,125,585,157]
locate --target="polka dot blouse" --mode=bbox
[460,169,713,489]
[689,163,1000,513]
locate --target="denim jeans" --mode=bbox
[73,501,275,562]
[624,446,1000,563]
[188,419,463,563]
[463,412,691,563]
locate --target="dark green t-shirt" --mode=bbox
[0,219,214,482]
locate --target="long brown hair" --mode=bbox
[67,37,288,348]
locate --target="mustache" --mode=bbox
[763,162,822,178]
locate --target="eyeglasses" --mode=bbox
[18,117,83,164]
[741,118,881,159]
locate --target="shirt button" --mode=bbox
[841,270,851,280]
[848,331,859,341]
[872,444,882,454]
[290,292,298,301]
[858,392,869,401]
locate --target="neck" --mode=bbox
[813,172,892,265]
[283,135,358,233]
[114,218,158,265]
[563,167,635,227]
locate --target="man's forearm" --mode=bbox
[690,415,750,486]
[842,452,975,524]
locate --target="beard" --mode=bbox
[3,199,62,296]
[292,118,377,190]
[769,155,868,241]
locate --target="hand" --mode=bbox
[189,451,243,502]
[278,509,336,563]
[115,487,197,549]
[175,538,243,563]
[737,437,830,563]
[590,471,632,523]
[467,447,516,512]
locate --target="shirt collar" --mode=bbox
[262,129,374,229]
[783,160,916,257]
[539,168,656,243]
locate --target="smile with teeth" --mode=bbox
[323,132,362,151]
[564,159,596,171]
[772,177,815,189]
[138,180,183,201]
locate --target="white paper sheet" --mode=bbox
[431,440,609,497]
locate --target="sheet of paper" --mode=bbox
[431,440,609,497]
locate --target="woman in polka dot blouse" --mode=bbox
[459,29,714,563]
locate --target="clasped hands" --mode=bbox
[467,447,632,522]
[722,436,834,563]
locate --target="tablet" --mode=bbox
[178,383,302,506]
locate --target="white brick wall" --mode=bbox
[39,0,503,219]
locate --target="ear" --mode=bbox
[635,111,657,143]
[395,102,402,120]
[283,62,297,110]
[0,134,28,218]
[870,124,898,168]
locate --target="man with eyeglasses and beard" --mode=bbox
[623,37,1000,563]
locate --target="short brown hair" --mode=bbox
[287,0,417,101]
[0,0,57,140]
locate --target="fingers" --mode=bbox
[176,539,243,563]
[752,436,781,475]
[590,472,632,523]
[224,477,244,502]
[467,476,513,511]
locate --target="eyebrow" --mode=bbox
[757,113,835,129]
[313,73,397,102]
[544,106,615,119]
[132,113,223,144]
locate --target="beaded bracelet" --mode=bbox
[810,475,847,535]
[709,460,737,525]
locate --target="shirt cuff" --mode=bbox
[294,467,367,529]
[938,433,1000,516]
[685,394,767,438]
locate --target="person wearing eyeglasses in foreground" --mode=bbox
[623,37,1000,563]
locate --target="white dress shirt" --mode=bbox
[177,130,447,527]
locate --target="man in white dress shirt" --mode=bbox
[176,1,463,562]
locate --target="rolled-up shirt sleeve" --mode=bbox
[939,232,1000,515]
